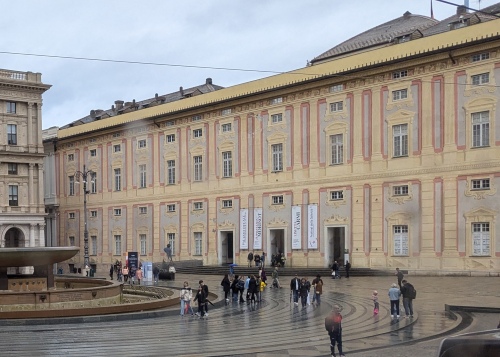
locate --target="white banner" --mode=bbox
[307,204,318,249]
[291,206,302,249]
[240,209,248,250]
[253,208,263,250]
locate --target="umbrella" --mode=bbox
[229,263,238,267]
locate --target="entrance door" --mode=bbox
[269,229,284,256]
[220,231,234,264]
[4,227,26,274]
[326,226,346,267]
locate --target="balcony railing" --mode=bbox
[0,70,27,81]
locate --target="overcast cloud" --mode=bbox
[0,0,495,129]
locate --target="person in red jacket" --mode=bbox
[325,305,345,357]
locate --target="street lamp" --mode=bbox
[75,164,95,270]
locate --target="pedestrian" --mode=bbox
[372,290,379,314]
[248,275,257,303]
[220,274,231,302]
[395,267,404,288]
[247,251,254,267]
[261,268,267,284]
[136,266,143,285]
[331,261,340,279]
[400,279,415,318]
[280,253,286,267]
[258,276,266,302]
[122,265,129,283]
[244,275,251,301]
[388,283,401,318]
[199,280,209,316]
[325,304,345,357]
[345,261,351,278]
[290,274,300,306]
[254,253,261,268]
[237,275,246,302]
[165,244,173,262]
[313,274,324,306]
[231,274,240,301]
[109,264,114,280]
[299,278,310,307]
[193,285,207,318]
[153,265,160,284]
[180,281,194,316]
[261,251,266,267]
[271,267,281,288]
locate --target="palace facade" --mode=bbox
[0,69,50,273]
[47,4,500,274]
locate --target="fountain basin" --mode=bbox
[0,247,80,267]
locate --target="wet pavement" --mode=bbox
[0,274,498,356]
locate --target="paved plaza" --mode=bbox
[0,274,498,357]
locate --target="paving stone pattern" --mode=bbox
[0,275,498,357]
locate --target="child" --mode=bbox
[372,290,379,314]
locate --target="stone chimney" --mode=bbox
[115,100,124,110]
[206,78,213,85]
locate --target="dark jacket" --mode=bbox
[400,282,415,299]
[230,277,239,294]
[299,281,310,296]
[248,277,257,293]
[221,277,231,292]
[193,288,206,304]
[290,277,300,291]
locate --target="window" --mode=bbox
[472,223,490,256]
[191,115,202,122]
[471,179,490,190]
[194,232,202,255]
[9,185,19,207]
[194,202,203,210]
[68,153,74,161]
[139,206,148,214]
[392,70,408,79]
[330,190,344,200]
[393,225,409,256]
[114,235,122,255]
[167,160,176,185]
[222,151,232,178]
[193,129,203,138]
[471,73,489,86]
[330,84,344,92]
[167,204,176,212]
[270,97,283,104]
[114,168,121,191]
[271,113,283,123]
[272,195,284,205]
[330,101,343,112]
[114,208,122,216]
[90,210,97,218]
[113,144,121,153]
[112,133,121,138]
[451,20,468,29]
[90,149,97,157]
[90,172,97,194]
[330,134,344,165]
[140,234,147,255]
[396,35,410,43]
[7,124,17,145]
[69,176,75,196]
[139,164,147,188]
[392,89,408,101]
[167,233,176,255]
[221,108,232,115]
[69,212,75,219]
[166,134,175,143]
[6,102,16,114]
[393,124,408,157]
[8,163,17,175]
[271,143,283,172]
[472,111,489,148]
[393,185,409,196]
[221,123,232,132]
[193,156,203,181]
[69,236,75,246]
[222,199,233,208]
[91,236,97,255]
[472,52,489,62]
[138,139,147,148]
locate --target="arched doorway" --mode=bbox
[3,227,27,274]
[4,227,26,248]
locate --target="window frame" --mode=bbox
[167,233,176,255]
[139,206,148,214]
[167,204,176,213]
[271,113,283,124]
[6,102,16,114]
[393,185,409,196]
[193,128,203,138]
[114,208,122,216]
[7,124,17,145]
[114,168,122,191]
[222,151,233,178]
[393,124,409,157]
[8,163,18,175]
[471,73,489,86]
[330,133,344,165]
[193,155,203,181]
[471,179,490,190]
[69,175,75,196]
[272,195,284,205]
[91,235,97,255]
[90,210,98,218]
[222,199,233,208]
[471,111,490,148]
[194,202,203,210]
[114,235,122,255]
[472,52,489,62]
[472,222,490,256]
[330,101,344,112]
[392,89,408,101]
[139,234,147,255]
[393,225,409,256]
[138,139,147,149]
[167,160,176,185]
[8,184,18,207]
[194,232,202,255]
[271,143,283,172]
[68,212,75,219]
[392,70,408,79]
[330,190,344,201]
[139,164,147,188]
[113,144,121,153]
[221,123,232,132]
[90,149,97,157]
[166,134,176,143]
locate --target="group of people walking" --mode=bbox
[289,274,324,307]
[372,268,416,319]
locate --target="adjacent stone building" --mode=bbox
[0,69,50,272]
[50,4,500,274]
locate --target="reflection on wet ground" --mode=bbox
[0,274,497,357]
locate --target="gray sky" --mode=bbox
[1,0,495,129]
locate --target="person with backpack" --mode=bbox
[247,251,254,267]
[236,276,246,302]
[325,304,345,357]
[400,279,416,318]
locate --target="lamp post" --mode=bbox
[75,164,95,270]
